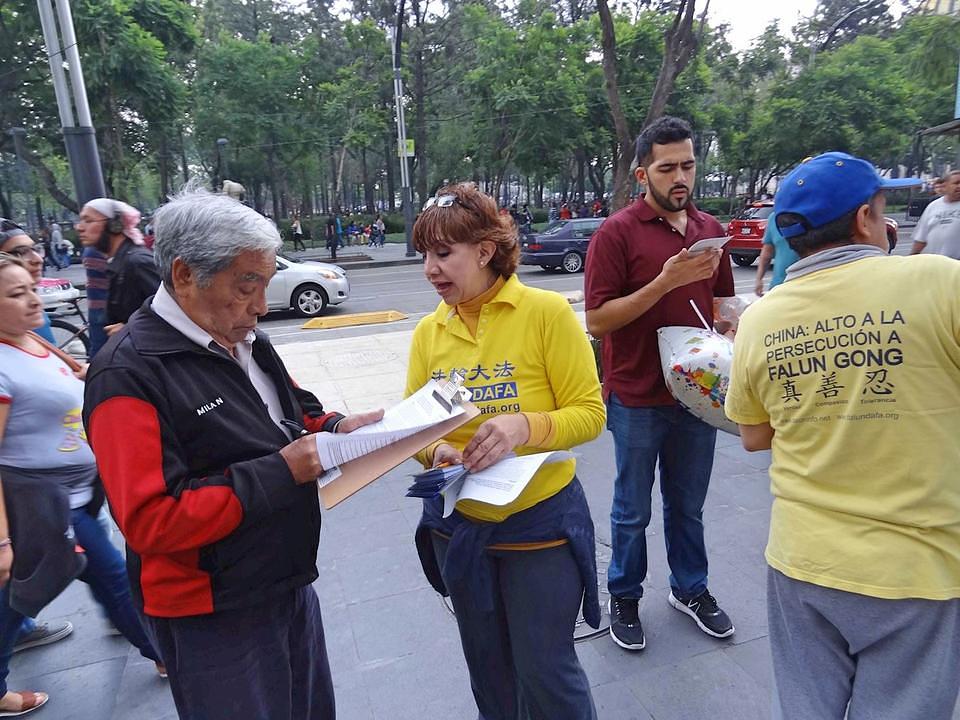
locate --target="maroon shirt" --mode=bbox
[585,196,734,407]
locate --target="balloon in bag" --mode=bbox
[657,326,739,436]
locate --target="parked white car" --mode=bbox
[267,254,349,317]
[37,277,81,309]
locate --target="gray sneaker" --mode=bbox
[13,621,74,653]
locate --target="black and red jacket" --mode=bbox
[83,302,342,618]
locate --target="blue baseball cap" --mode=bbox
[775,152,921,239]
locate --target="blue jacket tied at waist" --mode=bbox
[415,477,600,628]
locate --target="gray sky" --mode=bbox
[708,0,907,51]
[709,0,817,49]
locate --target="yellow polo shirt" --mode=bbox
[726,255,960,600]
[405,274,605,522]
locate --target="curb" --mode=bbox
[338,258,422,271]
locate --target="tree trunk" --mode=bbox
[598,0,709,211]
[158,134,171,203]
[576,151,586,202]
[642,0,710,129]
[596,0,637,211]
[179,126,190,185]
[362,147,375,213]
[266,138,281,221]
[384,133,396,212]
[0,170,11,218]
[19,151,78,213]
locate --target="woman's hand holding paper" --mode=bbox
[461,414,530,473]
[433,443,463,468]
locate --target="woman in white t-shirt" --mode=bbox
[0,255,163,716]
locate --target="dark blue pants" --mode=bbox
[432,534,596,720]
[143,586,334,720]
[605,396,717,600]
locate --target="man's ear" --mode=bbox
[852,203,873,243]
[634,164,647,188]
[170,258,194,297]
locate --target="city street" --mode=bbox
[20,223,949,720]
[257,223,915,345]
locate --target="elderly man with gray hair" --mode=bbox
[83,189,382,720]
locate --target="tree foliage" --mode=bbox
[1,0,956,220]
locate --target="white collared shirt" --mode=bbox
[151,284,290,437]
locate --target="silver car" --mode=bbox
[266,254,349,317]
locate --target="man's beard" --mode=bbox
[648,182,690,213]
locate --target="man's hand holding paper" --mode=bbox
[280,409,385,484]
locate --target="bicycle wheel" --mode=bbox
[49,319,90,362]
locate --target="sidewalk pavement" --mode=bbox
[10,315,958,720]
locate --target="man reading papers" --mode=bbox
[83,190,381,720]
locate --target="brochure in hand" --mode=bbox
[406,451,573,517]
[406,464,468,498]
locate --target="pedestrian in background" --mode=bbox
[726,151,960,719]
[408,182,605,720]
[754,209,799,296]
[911,169,960,260]
[75,198,161,338]
[291,214,306,251]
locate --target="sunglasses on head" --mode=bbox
[422,194,461,211]
[0,219,29,245]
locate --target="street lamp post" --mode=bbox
[217,138,229,190]
[36,0,106,204]
[388,8,416,257]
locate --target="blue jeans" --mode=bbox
[0,587,25,696]
[69,508,158,662]
[87,307,108,358]
[432,534,597,720]
[606,396,717,600]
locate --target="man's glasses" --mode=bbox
[422,194,460,211]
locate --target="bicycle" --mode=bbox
[47,296,90,363]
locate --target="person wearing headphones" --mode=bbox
[75,199,161,339]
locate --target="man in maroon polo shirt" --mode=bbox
[585,116,735,651]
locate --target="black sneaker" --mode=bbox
[608,596,645,650]
[13,620,74,653]
[668,589,734,638]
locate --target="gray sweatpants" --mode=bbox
[768,567,960,720]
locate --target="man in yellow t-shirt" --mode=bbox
[726,152,960,720]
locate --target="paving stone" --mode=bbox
[591,680,655,719]
[627,649,770,720]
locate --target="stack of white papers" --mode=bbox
[408,451,574,517]
[315,381,464,475]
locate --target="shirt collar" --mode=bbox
[151,283,255,355]
[631,195,704,225]
[433,273,524,327]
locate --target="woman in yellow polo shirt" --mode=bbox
[407,183,605,720]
